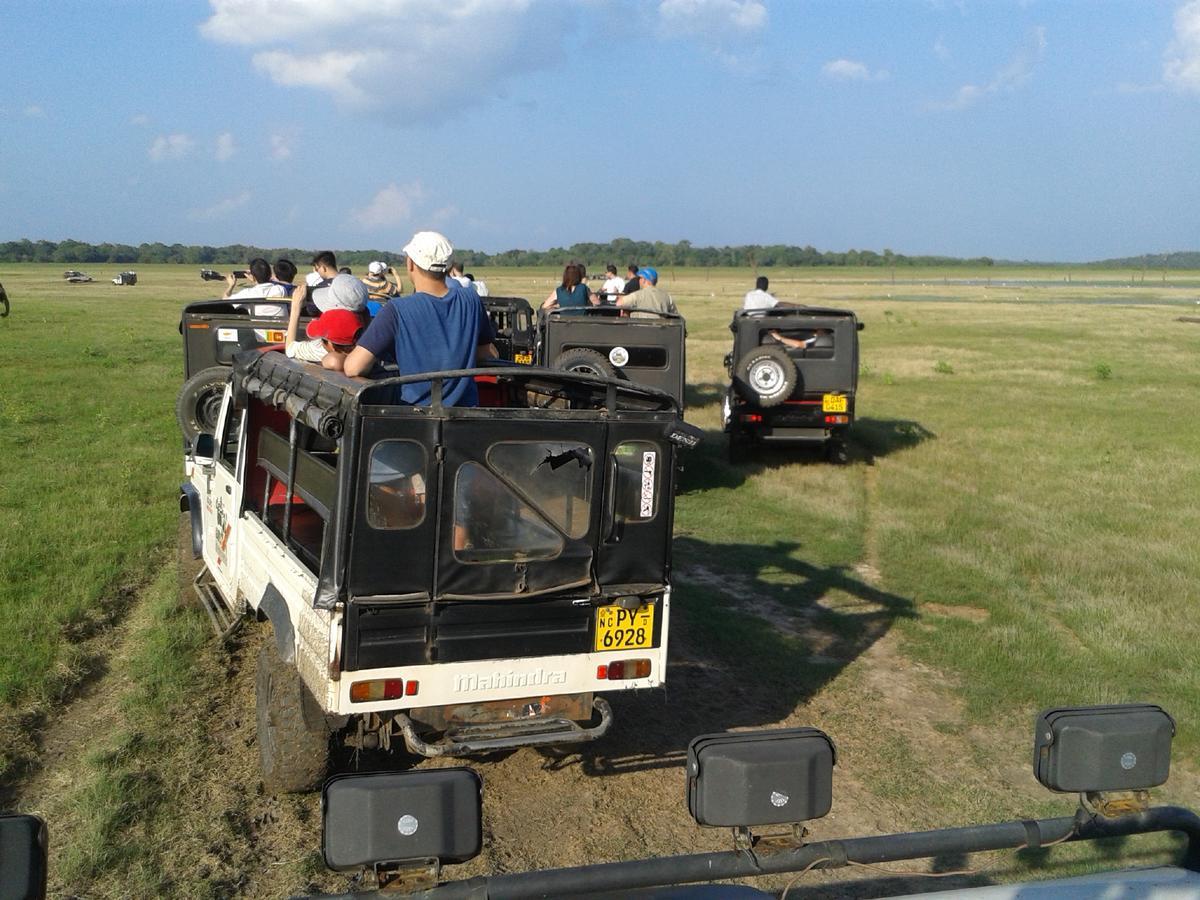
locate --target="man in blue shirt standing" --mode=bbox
[340,231,497,406]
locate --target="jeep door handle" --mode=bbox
[224,484,232,494]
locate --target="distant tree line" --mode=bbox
[1087,251,1200,270]
[0,237,997,269]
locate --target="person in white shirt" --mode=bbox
[743,276,778,311]
[465,273,489,296]
[448,263,472,289]
[223,257,287,317]
[601,264,625,303]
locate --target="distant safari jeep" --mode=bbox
[179,351,698,792]
[481,296,535,364]
[538,306,687,409]
[723,306,863,463]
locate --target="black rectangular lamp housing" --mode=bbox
[687,727,836,828]
[322,768,482,871]
[1034,703,1175,793]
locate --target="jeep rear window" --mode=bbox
[611,441,659,523]
[453,462,563,564]
[367,440,427,529]
[486,441,594,539]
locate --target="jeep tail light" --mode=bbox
[824,415,849,425]
[405,680,419,696]
[740,413,763,423]
[599,659,651,680]
[350,678,405,703]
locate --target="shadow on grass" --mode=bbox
[684,381,727,411]
[541,537,915,778]
[677,417,935,494]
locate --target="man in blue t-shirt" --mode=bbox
[340,231,497,406]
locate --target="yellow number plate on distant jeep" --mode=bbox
[822,393,848,413]
[594,604,654,651]
[514,351,533,365]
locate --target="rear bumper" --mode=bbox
[395,697,613,758]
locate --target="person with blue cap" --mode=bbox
[616,266,677,318]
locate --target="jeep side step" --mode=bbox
[192,566,243,640]
[395,697,613,758]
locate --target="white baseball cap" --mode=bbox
[315,273,368,313]
[402,231,453,274]
[367,260,387,276]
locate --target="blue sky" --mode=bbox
[2,0,1198,261]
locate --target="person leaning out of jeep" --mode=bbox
[337,230,497,407]
[285,273,370,368]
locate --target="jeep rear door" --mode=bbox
[437,417,606,600]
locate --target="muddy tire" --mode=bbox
[553,347,616,380]
[736,346,796,408]
[256,639,329,794]
[176,365,228,444]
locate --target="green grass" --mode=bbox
[2,261,1198,886]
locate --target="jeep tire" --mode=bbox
[737,346,796,408]
[553,347,617,380]
[176,365,228,443]
[256,639,329,794]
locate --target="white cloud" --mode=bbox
[253,49,370,105]
[656,0,765,68]
[23,105,45,118]
[215,131,236,161]
[130,113,150,126]
[201,0,574,117]
[269,133,293,160]
[148,133,195,161]
[657,0,767,36]
[189,190,253,221]
[931,26,1046,111]
[350,181,427,229]
[822,58,889,82]
[1165,0,1200,92]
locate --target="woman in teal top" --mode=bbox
[542,264,595,311]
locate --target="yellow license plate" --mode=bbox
[594,604,654,652]
[822,393,847,413]
[514,351,533,365]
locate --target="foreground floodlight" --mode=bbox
[1034,703,1175,795]
[322,769,481,889]
[687,727,836,829]
[0,814,48,900]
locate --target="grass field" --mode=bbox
[1,261,1198,893]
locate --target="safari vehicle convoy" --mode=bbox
[724,305,863,463]
[179,347,698,791]
[539,306,687,409]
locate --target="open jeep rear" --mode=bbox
[181,353,696,791]
[724,306,863,463]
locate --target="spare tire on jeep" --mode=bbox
[736,345,797,407]
[553,347,617,380]
[176,365,228,443]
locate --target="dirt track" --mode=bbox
[13,542,1199,898]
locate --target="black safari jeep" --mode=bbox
[723,306,863,463]
[538,307,687,408]
[178,299,306,442]
[178,296,538,443]
[481,296,535,364]
[180,352,699,792]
